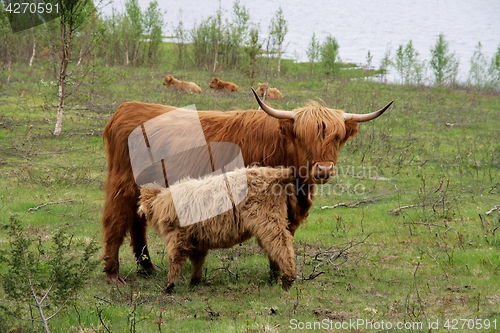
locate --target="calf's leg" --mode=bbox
[165,240,188,293]
[258,238,280,285]
[189,249,208,285]
[268,259,281,284]
[256,226,297,291]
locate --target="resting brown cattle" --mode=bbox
[255,82,285,100]
[209,77,239,92]
[138,167,307,292]
[101,89,393,284]
[163,75,202,94]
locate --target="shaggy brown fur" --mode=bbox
[209,77,239,92]
[138,167,307,292]
[102,100,363,284]
[163,75,202,94]
[255,82,285,100]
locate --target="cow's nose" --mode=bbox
[316,163,334,179]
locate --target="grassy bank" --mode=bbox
[1,63,499,332]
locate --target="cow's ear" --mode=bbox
[342,119,359,144]
[279,119,295,139]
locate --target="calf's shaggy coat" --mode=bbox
[255,82,285,100]
[138,167,308,293]
[163,75,202,94]
[209,77,239,92]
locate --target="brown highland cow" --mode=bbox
[101,88,393,284]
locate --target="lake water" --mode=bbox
[103,0,500,82]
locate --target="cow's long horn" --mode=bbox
[251,88,295,119]
[343,100,394,122]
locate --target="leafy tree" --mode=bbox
[190,1,252,71]
[306,32,320,75]
[393,40,425,85]
[429,33,459,86]
[268,6,288,76]
[190,9,223,70]
[320,34,341,76]
[143,0,165,66]
[365,50,373,70]
[379,46,392,82]
[468,42,489,88]
[487,44,500,89]
[174,10,188,69]
[123,0,144,66]
[245,27,262,78]
[225,0,250,68]
[53,0,96,136]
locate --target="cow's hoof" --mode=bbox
[164,283,175,294]
[190,277,202,285]
[106,274,127,285]
[136,263,157,277]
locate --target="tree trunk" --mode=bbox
[54,78,65,136]
[213,46,218,72]
[29,28,36,67]
[277,49,282,77]
[54,22,72,136]
[7,62,11,83]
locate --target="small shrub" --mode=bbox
[0,216,99,332]
[320,35,341,76]
[468,42,489,88]
[429,33,459,86]
[306,33,320,75]
[393,40,425,85]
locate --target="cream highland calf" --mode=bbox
[138,167,308,293]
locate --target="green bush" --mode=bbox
[0,216,99,332]
[429,33,459,86]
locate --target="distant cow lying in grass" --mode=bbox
[163,75,202,94]
[255,82,284,100]
[209,77,239,92]
[138,167,309,293]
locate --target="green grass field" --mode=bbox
[1,62,499,332]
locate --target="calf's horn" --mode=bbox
[343,100,394,122]
[251,88,295,120]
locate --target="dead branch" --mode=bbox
[27,200,77,212]
[321,192,393,210]
[311,235,371,266]
[388,203,422,215]
[302,265,324,281]
[403,222,450,230]
[485,205,499,215]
